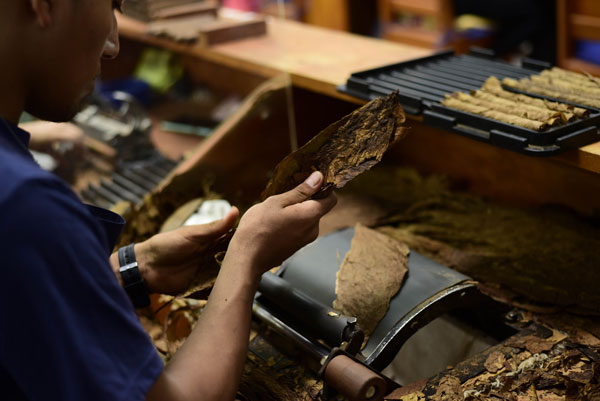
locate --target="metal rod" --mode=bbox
[379,72,471,94]
[258,272,363,350]
[391,70,478,92]
[81,188,112,209]
[413,65,485,87]
[367,80,443,103]
[92,184,122,205]
[145,163,171,178]
[131,168,164,185]
[449,58,529,79]
[100,179,141,203]
[112,174,148,198]
[120,170,156,191]
[368,76,448,97]
[460,54,539,75]
[252,301,328,363]
[424,62,490,81]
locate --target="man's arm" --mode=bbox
[108,209,239,295]
[145,171,336,401]
[1,176,164,401]
[20,120,84,153]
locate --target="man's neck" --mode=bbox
[0,10,27,125]
[0,49,26,124]
[0,93,25,126]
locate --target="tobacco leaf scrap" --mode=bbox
[431,375,463,401]
[484,351,507,373]
[505,329,568,355]
[261,91,406,200]
[419,320,600,401]
[385,378,428,400]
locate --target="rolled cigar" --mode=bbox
[502,77,600,110]
[473,89,572,122]
[441,96,548,131]
[541,69,600,89]
[456,92,562,124]
[548,67,600,87]
[482,77,581,119]
[473,89,561,119]
[529,75,600,98]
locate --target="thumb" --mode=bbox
[278,171,324,207]
[209,206,239,235]
[181,206,239,240]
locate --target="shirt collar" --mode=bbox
[0,117,32,155]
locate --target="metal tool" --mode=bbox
[253,226,507,400]
[80,156,178,208]
[254,280,391,401]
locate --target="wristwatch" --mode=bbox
[118,244,151,308]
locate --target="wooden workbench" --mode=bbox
[114,12,600,401]
[116,12,600,177]
[116,12,431,103]
[113,12,600,215]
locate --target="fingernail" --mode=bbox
[305,171,322,188]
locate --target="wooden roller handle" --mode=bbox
[323,355,386,401]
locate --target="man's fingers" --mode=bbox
[319,192,338,214]
[290,191,337,218]
[278,171,324,207]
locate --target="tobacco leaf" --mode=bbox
[261,91,406,200]
[333,223,409,339]
[376,192,600,315]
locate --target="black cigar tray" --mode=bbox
[338,48,600,156]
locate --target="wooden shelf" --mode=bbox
[116,11,432,100]
[569,14,600,40]
[560,57,600,77]
[115,12,600,178]
[557,0,600,74]
[378,0,453,49]
[383,25,446,48]
[389,0,443,16]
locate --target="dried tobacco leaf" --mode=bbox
[261,91,406,200]
[485,351,507,373]
[333,224,409,339]
[505,329,568,355]
[431,376,462,401]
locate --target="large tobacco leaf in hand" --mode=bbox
[261,92,406,200]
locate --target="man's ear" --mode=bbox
[30,0,52,28]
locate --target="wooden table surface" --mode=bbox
[116,12,600,175]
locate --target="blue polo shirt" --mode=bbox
[0,118,163,400]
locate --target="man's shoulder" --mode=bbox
[0,146,70,203]
[0,150,96,244]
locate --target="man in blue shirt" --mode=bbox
[0,1,337,400]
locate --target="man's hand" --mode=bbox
[226,171,337,281]
[115,208,239,295]
[146,171,336,401]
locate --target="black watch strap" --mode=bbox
[118,244,151,308]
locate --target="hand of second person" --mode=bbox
[21,121,85,153]
[134,208,239,295]
[226,171,337,280]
